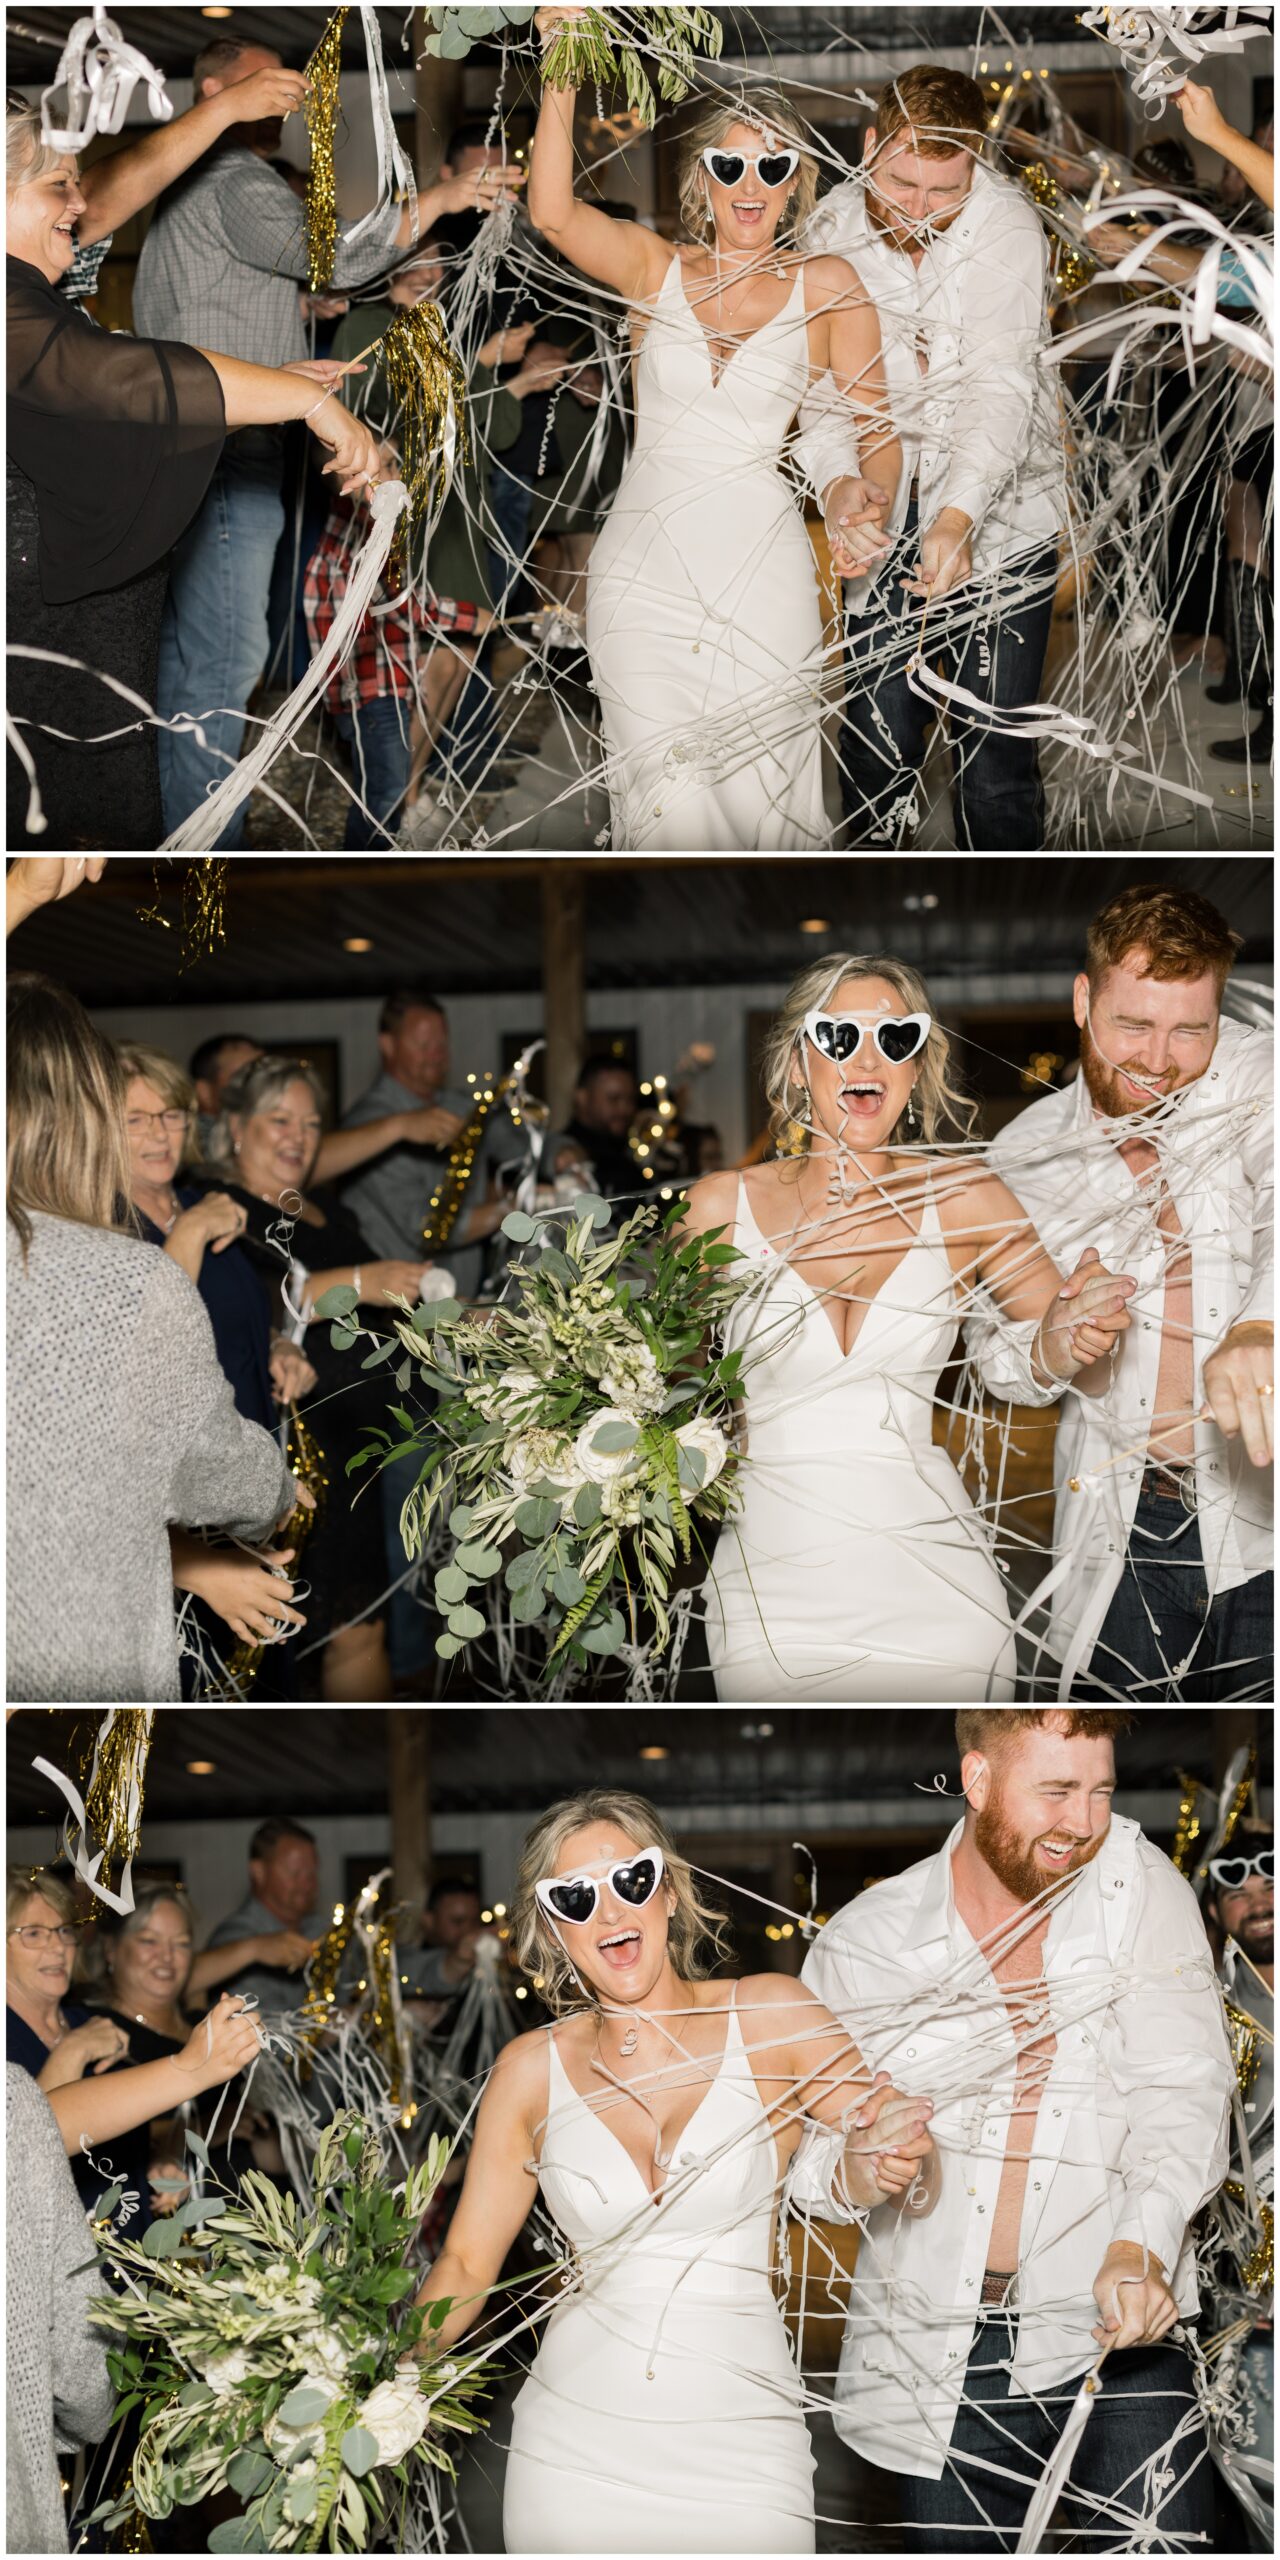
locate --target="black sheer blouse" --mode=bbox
[5,257,226,605]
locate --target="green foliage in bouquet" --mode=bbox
[84,2114,490,2554]
[323,1198,749,1674]
[420,5,724,129]
[539,7,725,128]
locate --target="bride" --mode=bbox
[412,1790,935,2554]
[528,14,899,852]
[683,954,1137,1701]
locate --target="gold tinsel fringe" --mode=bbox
[82,1709,154,1896]
[297,1898,355,2063]
[137,859,228,970]
[378,300,470,575]
[1239,2198,1274,2294]
[1170,1770,1203,1875]
[1223,1999,1262,2101]
[304,6,348,291]
[209,1404,328,1698]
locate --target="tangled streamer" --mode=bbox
[39,3,171,150]
[30,1708,154,1913]
[1081,4,1273,113]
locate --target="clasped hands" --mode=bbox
[841,2068,936,2207]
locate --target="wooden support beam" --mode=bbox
[388,1709,432,1940]
[542,861,587,1130]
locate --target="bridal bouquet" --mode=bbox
[84,2113,490,2554]
[324,1197,748,1675]
[423,4,723,128]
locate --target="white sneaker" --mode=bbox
[530,606,586,652]
[397,789,459,849]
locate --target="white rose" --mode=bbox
[198,2346,251,2397]
[600,1342,664,1414]
[264,2373,341,2463]
[496,1368,544,1419]
[674,1418,728,1500]
[573,1411,643,1485]
[507,1428,580,1496]
[358,2367,431,2466]
[306,2327,357,2386]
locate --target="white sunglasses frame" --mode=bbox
[700,145,800,189]
[801,1008,933,1067]
[534,1844,666,1927]
[1209,1849,1273,1890]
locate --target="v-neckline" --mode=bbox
[739,1174,934,1364]
[673,256,803,392]
[552,2004,738,2202]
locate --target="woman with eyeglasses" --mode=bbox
[529,16,901,852]
[411,1790,935,2553]
[682,955,1138,1701]
[5,1867,260,2230]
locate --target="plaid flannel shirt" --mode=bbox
[303,509,480,716]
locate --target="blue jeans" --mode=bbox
[337,699,413,849]
[157,439,285,849]
[1082,1471,1274,1700]
[840,503,1057,850]
[487,462,533,611]
[897,2310,1213,2553]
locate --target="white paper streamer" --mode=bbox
[905,654,1215,811]
[30,1708,155,1916]
[1081,5,1272,111]
[160,476,409,851]
[5,709,48,837]
[40,4,172,150]
[343,2,419,252]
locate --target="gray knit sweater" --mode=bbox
[7,1214,291,1700]
[6,2064,114,2557]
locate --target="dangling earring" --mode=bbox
[907,1093,919,1134]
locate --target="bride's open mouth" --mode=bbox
[840,1081,887,1119]
[596,1927,642,1971]
[733,200,765,227]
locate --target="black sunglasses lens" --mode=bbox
[548,1879,596,1923]
[759,154,793,186]
[613,1855,658,1907]
[878,1018,924,1064]
[708,153,744,186]
[813,1019,860,1062]
[1263,1852,1275,1880]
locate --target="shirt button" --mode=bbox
[978,2205,987,2215]
[1034,2181,1042,2191]
[1210,1308,1218,1318]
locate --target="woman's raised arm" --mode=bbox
[411,2034,543,2355]
[529,8,668,300]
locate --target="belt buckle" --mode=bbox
[1178,1470,1198,1516]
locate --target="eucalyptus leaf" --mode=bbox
[515,1496,557,1539]
[454,1542,502,1578]
[573,1192,612,1227]
[208,2520,264,2554]
[183,2129,211,2168]
[446,1603,486,1641]
[581,1610,626,1656]
[511,1584,546,1626]
[340,2425,379,2479]
[314,1284,359,1318]
[677,1445,707,1490]
[141,2217,183,2258]
[501,1210,537,1243]
[227,2447,275,2499]
[434,1564,471,1606]
[437,18,475,56]
[360,1336,398,1369]
[417,1298,460,1330]
[505,1549,541,1592]
[284,2474,318,2525]
[588,1418,638,1453]
[280,2386,330,2425]
[173,2194,227,2226]
[435,1631,463,1660]
[551,1565,587,1606]
[448,1503,474,1535]
[573,1480,603,1528]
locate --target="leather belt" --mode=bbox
[980,2269,1017,2306]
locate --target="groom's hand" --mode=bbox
[902,507,973,602]
[823,475,892,578]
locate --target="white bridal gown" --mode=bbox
[502,1993,815,2554]
[586,258,830,852]
[706,1178,1017,1701]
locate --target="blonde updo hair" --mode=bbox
[6,1864,77,1933]
[6,96,67,192]
[512,1791,731,2018]
[761,952,978,1155]
[676,86,819,247]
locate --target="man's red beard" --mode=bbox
[865,187,967,248]
[974,1794,1108,1905]
[1079,1016,1184,1120]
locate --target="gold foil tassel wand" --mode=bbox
[304,5,348,291]
[31,1709,155,1913]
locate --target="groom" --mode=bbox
[789,1708,1232,2552]
[795,64,1067,850]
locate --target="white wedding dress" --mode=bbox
[705,1177,1017,1701]
[502,1992,815,2554]
[585,258,830,852]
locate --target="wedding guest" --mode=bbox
[198,1056,433,1699]
[6,2064,114,2558]
[82,1876,312,2216]
[7,973,296,1701]
[312,244,531,848]
[792,1708,1232,2552]
[204,1819,323,2016]
[402,1877,488,2007]
[6,1869,131,2202]
[794,64,1067,850]
[338,989,510,1295]
[554,1056,641,1215]
[966,882,1272,1698]
[190,1031,264,1150]
[134,31,524,848]
[6,100,385,852]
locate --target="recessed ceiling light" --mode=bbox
[201,6,233,16]
[799,918,831,934]
[343,936,374,953]
[638,1744,669,1761]
[186,1759,216,1775]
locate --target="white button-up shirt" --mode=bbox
[965,1017,1273,1685]
[792,163,1067,614]
[791,1816,1232,2480]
